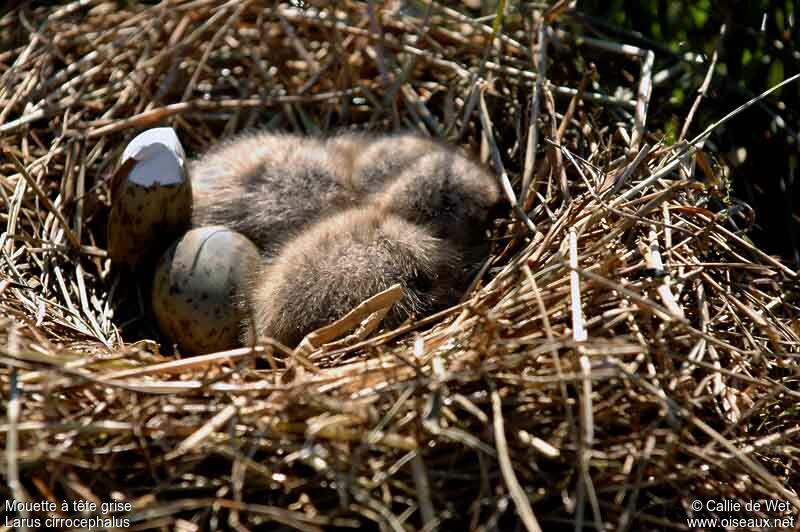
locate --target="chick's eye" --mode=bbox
[440,193,457,215]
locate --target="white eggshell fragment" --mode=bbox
[151,226,261,355]
[107,127,192,270]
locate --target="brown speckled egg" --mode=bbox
[151,226,261,355]
[107,127,192,270]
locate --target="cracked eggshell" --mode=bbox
[107,127,192,270]
[151,226,261,355]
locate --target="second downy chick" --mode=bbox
[247,207,461,348]
[373,147,503,252]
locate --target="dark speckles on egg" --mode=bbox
[152,225,261,356]
[107,158,192,271]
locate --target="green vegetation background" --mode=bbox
[580,0,799,265]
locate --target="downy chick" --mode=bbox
[191,131,442,256]
[190,132,359,256]
[247,207,460,348]
[247,147,503,348]
[373,146,504,263]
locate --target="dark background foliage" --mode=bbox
[578,0,800,265]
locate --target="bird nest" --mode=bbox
[1,1,799,530]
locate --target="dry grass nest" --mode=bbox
[1,1,799,530]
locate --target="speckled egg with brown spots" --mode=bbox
[107,127,192,270]
[151,226,260,355]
